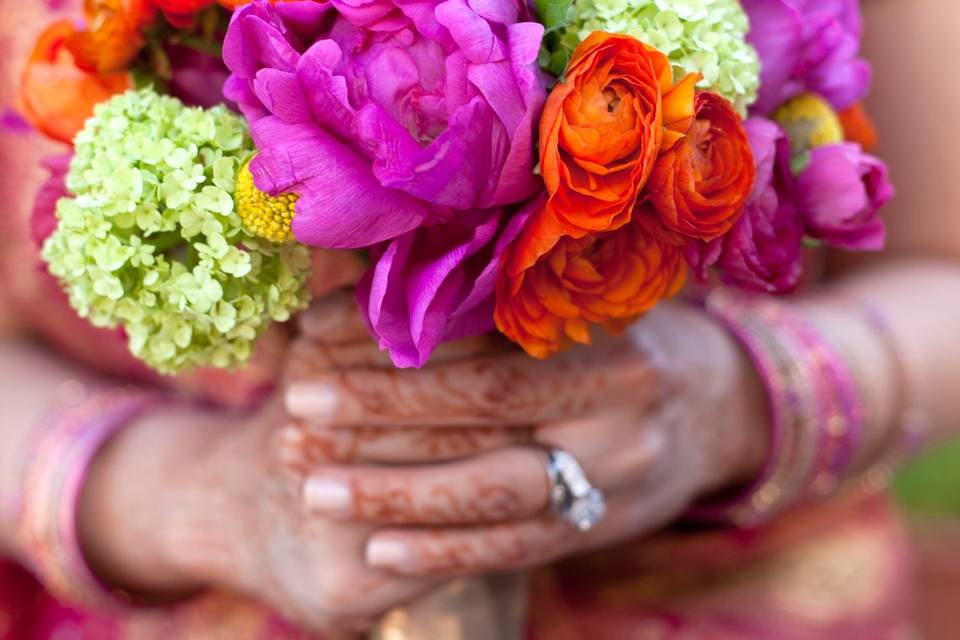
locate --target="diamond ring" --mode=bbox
[543,448,607,532]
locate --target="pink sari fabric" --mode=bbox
[0,493,914,639]
[0,562,315,639]
[527,493,915,640]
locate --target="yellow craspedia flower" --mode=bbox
[236,157,298,243]
[773,93,844,158]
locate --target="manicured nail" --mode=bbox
[366,539,410,568]
[286,383,338,418]
[303,477,352,515]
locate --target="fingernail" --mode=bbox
[286,383,338,418]
[303,477,352,515]
[367,539,410,568]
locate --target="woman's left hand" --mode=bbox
[283,298,768,579]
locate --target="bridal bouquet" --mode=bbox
[19,0,891,373]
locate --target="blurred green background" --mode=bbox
[895,438,960,516]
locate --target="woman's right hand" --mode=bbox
[77,398,453,633]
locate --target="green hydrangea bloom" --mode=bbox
[558,0,760,113]
[42,88,311,374]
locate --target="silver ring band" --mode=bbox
[544,448,606,532]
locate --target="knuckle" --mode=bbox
[469,365,531,417]
[354,477,417,522]
[310,565,358,612]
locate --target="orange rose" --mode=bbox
[518,32,699,271]
[495,205,686,359]
[838,102,878,152]
[66,0,156,74]
[19,21,132,144]
[644,91,755,243]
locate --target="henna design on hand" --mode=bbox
[397,518,572,575]
[350,481,525,525]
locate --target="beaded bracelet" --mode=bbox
[18,387,166,610]
[689,290,866,528]
[856,305,929,494]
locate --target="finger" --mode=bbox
[275,422,532,466]
[365,517,570,577]
[292,416,665,522]
[308,249,367,297]
[286,329,510,381]
[297,291,371,345]
[363,492,642,577]
[364,443,707,578]
[425,334,510,364]
[286,335,395,376]
[301,447,550,525]
[534,412,666,495]
[286,343,659,428]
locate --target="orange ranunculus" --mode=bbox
[159,1,288,28]
[495,204,686,359]
[644,91,755,243]
[838,102,878,152]
[19,20,133,144]
[66,0,156,74]
[154,0,217,11]
[519,32,699,272]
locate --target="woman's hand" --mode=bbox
[79,397,498,633]
[283,298,768,578]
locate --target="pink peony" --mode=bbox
[715,118,805,293]
[222,0,548,366]
[357,201,533,368]
[797,142,892,251]
[744,0,871,114]
[222,0,547,249]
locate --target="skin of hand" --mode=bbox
[78,396,513,634]
[282,295,768,579]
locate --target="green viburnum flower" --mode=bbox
[552,0,760,113]
[42,88,311,374]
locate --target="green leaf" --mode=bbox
[546,47,571,79]
[790,149,812,176]
[536,0,575,32]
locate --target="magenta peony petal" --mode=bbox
[357,197,535,367]
[466,0,519,26]
[745,0,870,114]
[743,0,803,115]
[253,69,311,122]
[797,143,890,250]
[331,0,397,27]
[224,0,548,365]
[368,97,493,208]
[436,0,506,64]
[707,119,806,294]
[250,117,430,248]
[297,40,358,134]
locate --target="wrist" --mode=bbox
[630,302,769,498]
[688,290,897,527]
[679,304,770,495]
[77,403,250,599]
